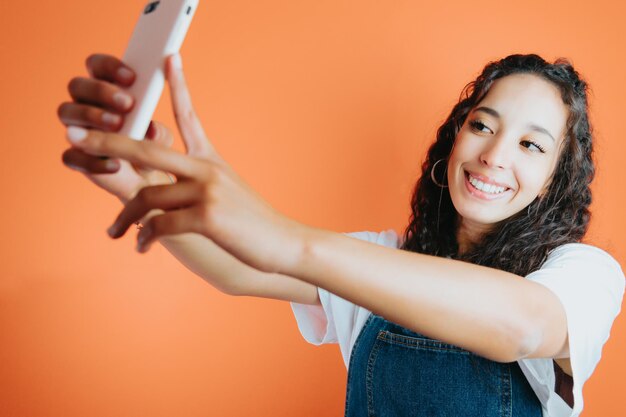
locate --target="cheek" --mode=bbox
[449,134,478,166]
[516,164,552,194]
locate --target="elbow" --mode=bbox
[511,324,543,361]
[486,321,540,363]
[221,281,245,296]
[198,275,242,297]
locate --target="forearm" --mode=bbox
[161,233,247,295]
[286,229,544,362]
[133,208,243,294]
[133,207,319,304]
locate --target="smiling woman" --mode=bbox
[401,55,595,274]
[290,54,624,417]
[448,74,568,244]
[58,52,623,417]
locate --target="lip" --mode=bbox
[464,171,513,201]
[465,170,514,190]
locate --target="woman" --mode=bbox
[58,53,624,417]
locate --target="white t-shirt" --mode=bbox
[290,229,625,417]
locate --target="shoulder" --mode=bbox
[526,243,626,320]
[541,242,623,274]
[528,242,625,308]
[547,242,621,265]
[536,242,624,281]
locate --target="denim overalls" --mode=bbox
[345,313,543,417]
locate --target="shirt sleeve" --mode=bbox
[522,243,625,416]
[289,229,401,367]
[289,231,373,345]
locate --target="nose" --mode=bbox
[479,133,513,170]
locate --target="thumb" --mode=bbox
[144,120,174,148]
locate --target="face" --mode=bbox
[447,73,568,234]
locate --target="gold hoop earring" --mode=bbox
[430,158,449,188]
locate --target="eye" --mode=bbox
[521,139,546,153]
[469,119,493,134]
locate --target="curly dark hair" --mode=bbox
[399,54,594,277]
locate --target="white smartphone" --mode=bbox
[119,0,199,140]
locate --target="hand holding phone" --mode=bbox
[59,1,200,202]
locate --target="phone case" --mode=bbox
[120,0,199,140]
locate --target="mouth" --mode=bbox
[463,170,514,201]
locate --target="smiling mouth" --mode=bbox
[464,171,513,199]
[465,171,512,192]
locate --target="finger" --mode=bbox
[65,126,208,181]
[68,76,134,113]
[165,53,220,160]
[106,181,204,239]
[58,102,123,132]
[85,53,136,86]
[135,205,206,253]
[62,147,120,173]
[144,120,175,148]
[133,121,176,177]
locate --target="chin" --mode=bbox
[455,206,508,226]
[449,170,528,224]
[448,186,516,227]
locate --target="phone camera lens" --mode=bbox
[144,1,160,14]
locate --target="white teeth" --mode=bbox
[468,174,507,194]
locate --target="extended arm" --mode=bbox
[137,208,320,304]
[64,53,568,366]
[282,228,569,363]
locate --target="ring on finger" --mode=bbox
[134,173,177,229]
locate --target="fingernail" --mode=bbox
[171,53,183,70]
[117,66,134,81]
[102,112,121,126]
[136,241,149,253]
[113,92,133,110]
[107,224,118,238]
[145,121,156,139]
[67,126,88,144]
[105,159,119,171]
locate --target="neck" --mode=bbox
[455,216,493,256]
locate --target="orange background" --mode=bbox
[1,0,625,415]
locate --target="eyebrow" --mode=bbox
[473,106,556,143]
